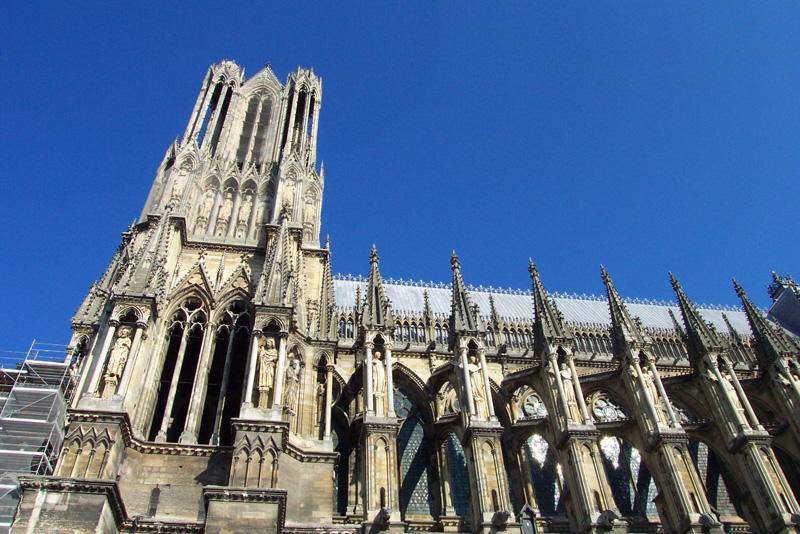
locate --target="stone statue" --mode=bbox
[559,363,583,422]
[720,369,747,423]
[194,189,215,234]
[372,351,386,415]
[215,191,234,236]
[257,337,278,407]
[469,355,487,418]
[641,368,667,423]
[170,170,188,200]
[236,193,253,238]
[283,358,301,412]
[106,327,132,379]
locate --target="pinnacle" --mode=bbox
[528,259,538,279]
[369,244,379,265]
[450,251,460,271]
[732,278,746,298]
[600,264,612,286]
[669,271,681,291]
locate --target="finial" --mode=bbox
[732,278,746,298]
[266,61,271,68]
[279,202,291,221]
[669,271,681,291]
[528,259,538,279]
[324,235,330,249]
[370,244,379,265]
[600,264,612,285]
[451,251,460,271]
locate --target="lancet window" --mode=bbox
[395,385,434,518]
[441,433,470,517]
[523,434,564,515]
[599,436,658,518]
[148,298,207,442]
[237,92,274,166]
[688,440,741,518]
[198,301,251,446]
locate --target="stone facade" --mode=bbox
[11,61,800,534]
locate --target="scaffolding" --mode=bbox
[0,341,73,533]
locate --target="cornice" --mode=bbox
[284,441,338,464]
[68,410,232,457]
[203,485,287,531]
[18,476,127,528]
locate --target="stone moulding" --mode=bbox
[18,475,128,529]
[68,409,233,457]
[203,485,287,530]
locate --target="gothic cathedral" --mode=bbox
[11,61,800,534]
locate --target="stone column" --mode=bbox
[710,359,749,431]
[117,322,146,397]
[179,324,217,444]
[211,325,239,445]
[205,189,222,238]
[225,192,242,239]
[324,365,333,440]
[87,320,118,396]
[385,343,395,417]
[648,358,679,427]
[459,346,476,416]
[243,330,262,407]
[364,342,374,414]
[721,358,763,430]
[549,353,572,425]
[271,333,288,410]
[478,347,494,418]
[567,353,590,422]
[631,357,661,431]
[155,324,191,442]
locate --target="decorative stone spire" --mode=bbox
[670,273,724,360]
[529,260,571,353]
[450,251,480,334]
[362,245,391,328]
[255,207,294,305]
[601,265,648,352]
[488,294,501,331]
[734,278,796,366]
[318,249,336,339]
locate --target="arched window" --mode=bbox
[395,386,434,517]
[487,328,495,347]
[442,328,449,345]
[403,323,410,342]
[338,318,346,338]
[688,440,742,518]
[524,435,564,516]
[435,326,443,344]
[445,433,470,516]
[346,319,354,339]
[599,437,657,518]
[410,324,418,343]
[395,322,403,342]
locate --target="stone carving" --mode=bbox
[106,327,132,379]
[372,351,386,416]
[235,193,253,238]
[215,191,234,236]
[469,355,487,418]
[257,337,277,408]
[436,380,460,417]
[283,357,301,412]
[194,189,215,234]
[557,363,583,422]
[170,169,188,200]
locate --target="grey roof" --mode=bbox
[333,277,754,337]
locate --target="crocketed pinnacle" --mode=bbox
[670,272,724,360]
[450,251,479,333]
[601,265,647,351]
[362,245,390,328]
[734,278,795,365]
[530,261,571,352]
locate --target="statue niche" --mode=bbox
[257,337,278,408]
[102,326,132,398]
[194,188,216,234]
[372,351,387,416]
[215,190,234,236]
[235,192,253,238]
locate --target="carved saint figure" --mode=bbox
[257,337,278,407]
[215,191,234,236]
[283,358,301,412]
[106,327,132,379]
[194,189,215,234]
[372,351,386,416]
[642,368,668,423]
[558,363,583,423]
[170,169,188,200]
[469,355,488,419]
[236,193,253,238]
[720,369,747,424]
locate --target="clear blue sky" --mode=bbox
[2,2,799,351]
